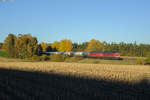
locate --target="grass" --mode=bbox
[0,50,7,58]
[0,62,150,99]
[65,56,144,65]
[0,50,22,62]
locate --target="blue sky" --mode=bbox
[0,0,150,44]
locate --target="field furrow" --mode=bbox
[0,62,150,100]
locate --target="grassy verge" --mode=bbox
[0,50,8,58]
[65,56,145,65]
[0,51,145,65]
[77,58,137,65]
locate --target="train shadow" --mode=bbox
[0,68,150,100]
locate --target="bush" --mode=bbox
[50,54,66,62]
[31,55,41,61]
[40,55,49,61]
[27,55,50,62]
[65,56,83,62]
[145,53,150,65]
[137,57,143,65]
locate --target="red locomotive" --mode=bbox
[88,51,122,60]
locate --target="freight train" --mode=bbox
[43,51,123,60]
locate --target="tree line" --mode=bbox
[73,40,150,57]
[2,33,150,59]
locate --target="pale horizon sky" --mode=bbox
[0,0,150,44]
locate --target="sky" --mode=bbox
[0,0,150,44]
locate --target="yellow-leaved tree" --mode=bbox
[52,41,60,51]
[40,42,51,52]
[86,39,103,51]
[58,39,72,52]
[4,34,41,59]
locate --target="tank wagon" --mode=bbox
[43,51,122,60]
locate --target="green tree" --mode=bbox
[4,34,16,57]
[13,34,40,59]
[35,44,43,56]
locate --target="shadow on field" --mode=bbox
[0,68,150,100]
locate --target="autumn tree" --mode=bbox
[86,39,103,51]
[40,42,47,52]
[58,39,72,52]
[40,42,52,52]
[15,34,30,58]
[52,41,60,51]
[34,44,43,56]
[27,36,39,58]
[4,34,16,57]
[4,33,41,59]
[0,43,3,49]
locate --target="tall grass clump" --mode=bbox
[50,54,66,62]
[137,57,143,65]
[29,55,50,61]
[65,56,83,62]
[31,55,42,61]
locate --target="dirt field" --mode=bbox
[0,61,150,100]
